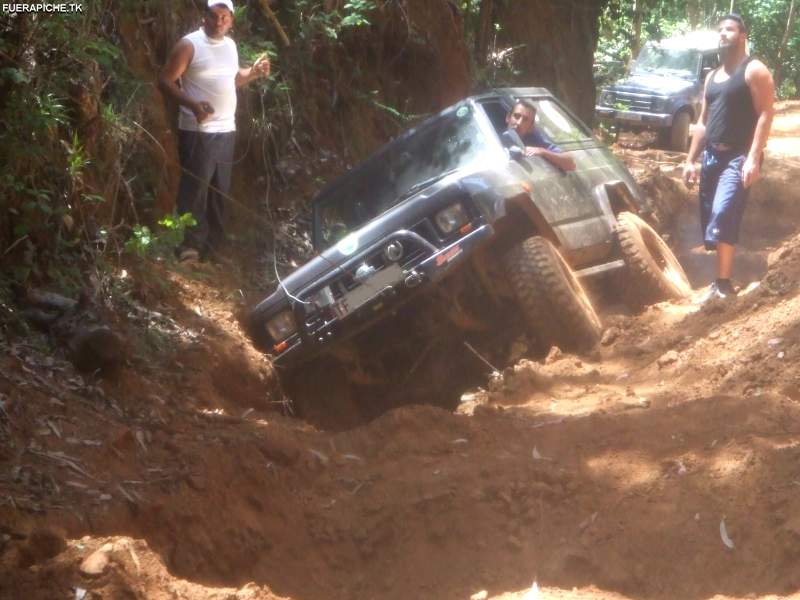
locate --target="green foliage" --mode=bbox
[0,1,156,300]
[239,40,278,65]
[124,214,198,260]
[358,90,419,123]
[0,67,29,84]
[80,38,123,72]
[287,0,377,42]
[64,132,90,180]
[340,0,376,29]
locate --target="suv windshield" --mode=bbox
[632,45,700,79]
[313,104,493,250]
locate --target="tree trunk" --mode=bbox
[475,0,494,67]
[774,0,797,91]
[703,0,719,27]
[687,0,700,29]
[493,0,607,123]
[631,0,644,63]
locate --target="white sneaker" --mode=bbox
[694,281,737,304]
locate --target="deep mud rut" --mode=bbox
[2,103,800,600]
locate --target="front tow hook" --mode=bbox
[404,270,423,288]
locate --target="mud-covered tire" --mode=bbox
[616,211,692,307]
[504,236,602,351]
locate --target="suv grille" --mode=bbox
[299,231,438,331]
[411,220,439,245]
[611,91,653,112]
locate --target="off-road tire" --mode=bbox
[504,236,602,351]
[245,302,281,355]
[616,211,691,308]
[667,110,691,152]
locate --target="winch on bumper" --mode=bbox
[273,223,494,366]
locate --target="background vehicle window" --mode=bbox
[633,45,700,79]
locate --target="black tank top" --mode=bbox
[705,56,757,152]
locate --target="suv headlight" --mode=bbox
[434,203,467,235]
[266,310,297,342]
[599,90,614,106]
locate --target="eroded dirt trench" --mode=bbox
[2,105,800,600]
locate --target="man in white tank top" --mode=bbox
[159,0,270,261]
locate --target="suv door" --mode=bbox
[477,96,614,265]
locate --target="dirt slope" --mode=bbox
[2,104,800,600]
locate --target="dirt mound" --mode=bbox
[615,149,689,229]
[5,535,289,599]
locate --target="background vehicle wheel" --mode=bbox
[504,236,602,351]
[616,211,692,308]
[667,110,691,152]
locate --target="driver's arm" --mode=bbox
[524,146,576,171]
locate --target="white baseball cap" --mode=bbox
[208,0,234,12]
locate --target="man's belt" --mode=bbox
[707,142,744,153]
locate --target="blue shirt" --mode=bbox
[521,129,562,153]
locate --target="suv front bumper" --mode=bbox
[273,223,495,367]
[595,106,673,128]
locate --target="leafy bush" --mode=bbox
[124,214,198,260]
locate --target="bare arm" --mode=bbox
[158,39,214,123]
[683,69,713,186]
[525,146,576,171]
[235,53,271,88]
[742,59,775,188]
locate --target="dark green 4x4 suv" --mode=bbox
[247,88,690,385]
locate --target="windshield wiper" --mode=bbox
[398,168,461,201]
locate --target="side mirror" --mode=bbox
[507,146,524,160]
[501,129,525,160]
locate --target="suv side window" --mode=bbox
[478,98,591,145]
[479,100,509,135]
[533,99,592,143]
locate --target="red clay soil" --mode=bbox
[1,104,800,600]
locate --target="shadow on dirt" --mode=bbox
[38,381,800,600]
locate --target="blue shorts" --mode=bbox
[698,148,749,251]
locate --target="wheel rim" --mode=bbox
[554,248,602,331]
[641,225,691,294]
